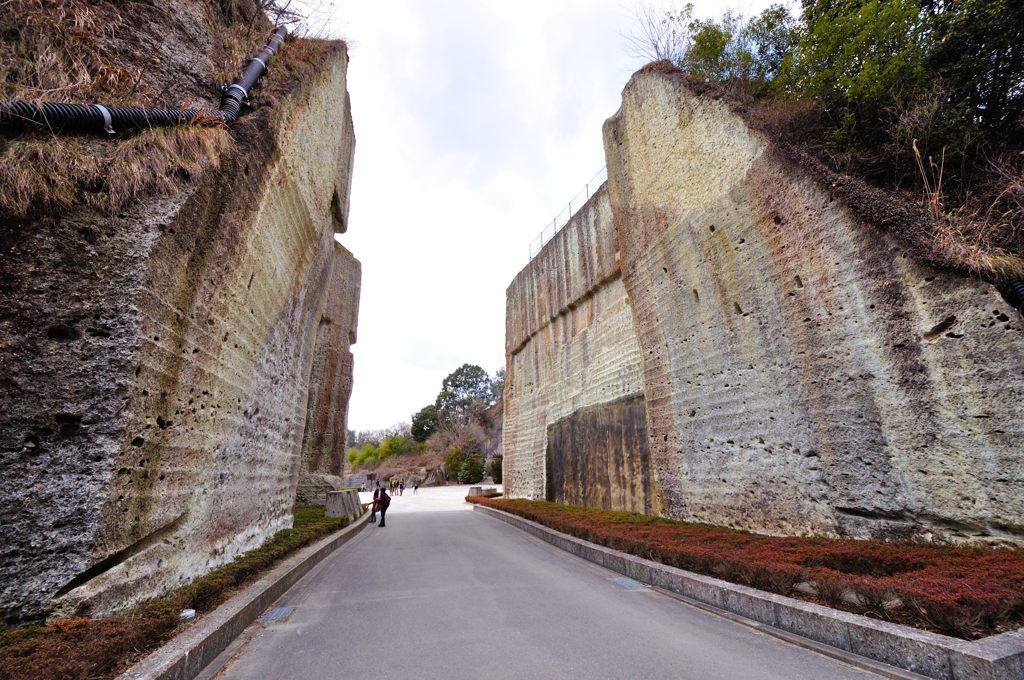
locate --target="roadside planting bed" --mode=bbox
[468,497,1024,640]
[0,507,349,680]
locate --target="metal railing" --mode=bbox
[528,166,608,260]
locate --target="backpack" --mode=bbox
[379,493,390,509]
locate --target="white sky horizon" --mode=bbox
[312,0,794,431]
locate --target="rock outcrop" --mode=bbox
[504,67,1024,546]
[0,43,360,621]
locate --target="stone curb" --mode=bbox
[473,504,1024,680]
[118,511,369,680]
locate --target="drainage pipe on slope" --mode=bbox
[1003,278,1024,316]
[0,26,287,135]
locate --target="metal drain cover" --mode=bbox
[261,606,295,624]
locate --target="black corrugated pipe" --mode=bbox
[0,26,287,135]
[1001,278,1024,316]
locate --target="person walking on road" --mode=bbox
[377,487,390,527]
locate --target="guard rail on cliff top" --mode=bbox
[528,166,608,260]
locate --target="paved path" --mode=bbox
[210,486,882,680]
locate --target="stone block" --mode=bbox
[325,491,361,521]
[845,617,953,678]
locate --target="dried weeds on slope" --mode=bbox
[0,0,329,221]
[641,61,1024,281]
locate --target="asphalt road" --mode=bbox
[210,486,882,680]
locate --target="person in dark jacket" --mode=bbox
[370,483,380,523]
[378,487,390,527]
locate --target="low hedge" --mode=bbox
[469,497,1024,640]
[0,507,348,680]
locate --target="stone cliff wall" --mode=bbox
[503,188,649,509]
[0,44,360,621]
[296,241,360,505]
[505,68,1024,546]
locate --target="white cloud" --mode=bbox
[321,0,793,430]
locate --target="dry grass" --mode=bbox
[0,0,335,221]
[729,79,1024,281]
[0,126,233,218]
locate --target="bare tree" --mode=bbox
[623,2,696,64]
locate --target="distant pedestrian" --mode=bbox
[370,483,380,523]
[378,488,390,527]
[413,483,418,494]
[399,481,405,496]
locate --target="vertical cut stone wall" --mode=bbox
[545,394,655,514]
[600,70,1024,543]
[504,67,1024,546]
[503,188,649,509]
[0,44,360,621]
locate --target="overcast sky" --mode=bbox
[317,0,790,431]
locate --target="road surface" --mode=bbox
[208,485,882,680]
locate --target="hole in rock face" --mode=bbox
[794,275,804,289]
[734,302,743,315]
[130,436,145,447]
[923,315,958,341]
[55,413,82,437]
[46,324,79,341]
[773,215,783,225]
[692,289,700,303]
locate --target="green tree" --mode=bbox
[411,404,438,443]
[458,453,485,484]
[444,447,467,480]
[488,454,503,483]
[435,364,493,423]
[922,0,1024,135]
[744,4,798,84]
[490,367,506,403]
[793,0,926,108]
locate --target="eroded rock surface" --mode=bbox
[0,45,360,621]
[505,69,1024,546]
[503,189,650,510]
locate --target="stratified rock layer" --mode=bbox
[505,68,1024,546]
[0,44,359,621]
[503,189,649,510]
[295,241,360,505]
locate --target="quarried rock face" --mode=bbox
[503,188,651,510]
[601,69,1024,544]
[545,394,656,514]
[295,241,361,505]
[0,45,360,621]
[504,67,1024,547]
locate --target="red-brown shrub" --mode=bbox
[468,497,1024,639]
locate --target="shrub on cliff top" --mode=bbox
[628,1,1024,277]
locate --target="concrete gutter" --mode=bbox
[119,511,369,680]
[474,504,1024,680]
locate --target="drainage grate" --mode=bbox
[609,576,645,590]
[261,606,294,624]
